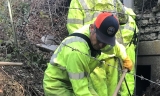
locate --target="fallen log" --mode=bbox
[0,62,23,66]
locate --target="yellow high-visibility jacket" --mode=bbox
[43,25,100,96]
[43,24,128,96]
[91,41,127,96]
[91,7,139,96]
[67,0,128,34]
[66,1,132,95]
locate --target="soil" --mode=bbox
[0,0,70,95]
[0,64,45,96]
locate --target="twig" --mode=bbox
[0,89,3,93]
[0,62,23,66]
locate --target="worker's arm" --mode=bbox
[67,0,84,34]
[66,42,98,96]
[114,41,133,71]
[114,41,127,60]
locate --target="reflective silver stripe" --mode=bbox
[121,22,134,31]
[114,0,117,13]
[69,0,115,25]
[78,0,89,14]
[78,0,91,23]
[67,19,83,24]
[50,54,56,64]
[50,43,63,64]
[68,11,100,24]
[67,0,89,24]
[116,29,123,44]
[50,36,87,66]
[68,72,88,79]
[78,0,100,23]
[84,12,100,23]
[67,0,88,24]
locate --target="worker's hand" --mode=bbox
[123,56,133,72]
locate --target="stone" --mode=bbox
[156,12,160,17]
[138,40,160,55]
[158,19,160,23]
[148,18,157,24]
[141,20,149,26]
